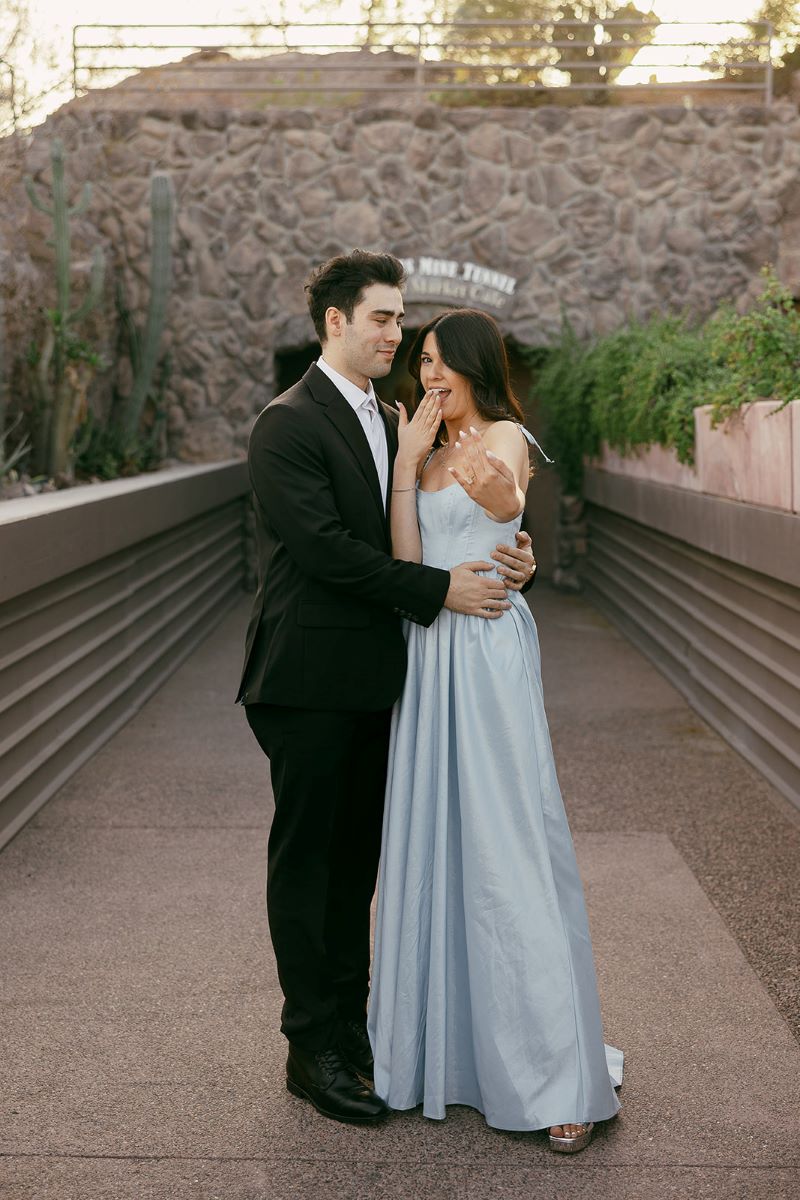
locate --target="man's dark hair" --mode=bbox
[305,248,406,343]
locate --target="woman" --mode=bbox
[367,309,623,1152]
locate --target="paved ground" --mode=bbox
[1,586,798,1200]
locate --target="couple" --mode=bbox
[237,249,622,1154]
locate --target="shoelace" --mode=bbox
[315,1047,345,1077]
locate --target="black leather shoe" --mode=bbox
[338,1017,374,1084]
[286,1044,388,1125]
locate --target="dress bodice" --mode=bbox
[416,483,523,575]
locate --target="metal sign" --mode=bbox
[399,256,518,315]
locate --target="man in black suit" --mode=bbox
[238,250,536,1125]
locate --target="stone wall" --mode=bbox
[0,100,799,461]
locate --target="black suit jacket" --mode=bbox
[237,363,451,711]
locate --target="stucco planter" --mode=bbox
[591,400,800,514]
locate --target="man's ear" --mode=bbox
[325,306,343,339]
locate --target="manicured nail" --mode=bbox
[447,467,455,474]
[470,425,478,434]
[454,441,461,449]
[459,430,466,438]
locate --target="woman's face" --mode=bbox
[418,331,474,424]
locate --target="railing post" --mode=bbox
[72,25,79,97]
[62,20,775,103]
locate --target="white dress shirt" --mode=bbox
[317,356,389,507]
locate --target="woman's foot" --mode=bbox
[548,1122,594,1153]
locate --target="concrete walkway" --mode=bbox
[1,587,798,1200]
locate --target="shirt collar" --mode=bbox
[317,356,377,413]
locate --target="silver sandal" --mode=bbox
[548,1122,595,1154]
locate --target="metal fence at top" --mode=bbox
[71,20,775,104]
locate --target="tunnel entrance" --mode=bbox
[274,335,420,410]
[273,335,556,577]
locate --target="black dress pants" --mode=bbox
[246,703,392,1051]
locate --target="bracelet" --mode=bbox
[392,487,416,492]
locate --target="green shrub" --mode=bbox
[703,269,800,423]
[532,320,599,495]
[534,269,800,492]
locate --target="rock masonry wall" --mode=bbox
[0,100,798,461]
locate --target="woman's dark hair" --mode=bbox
[407,309,526,444]
[305,248,406,343]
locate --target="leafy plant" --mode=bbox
[703,268,800,424]
[530,316,600,494]
[531,269,799,492]
[0,412,31,481]
[24,138,106,479]
[74,351,171,481]
[72,171,175,482]
[113,172,174,445]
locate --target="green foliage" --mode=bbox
[0,413,31,481]
[13,155,175,488]
[531,318,599,494]
[76,171,175,481]
[24,138,106,479]
[447,0,656,91]
[703,268,800,423]
[74,353,171,481]
[115,172,175,443]
[533,269,800,492]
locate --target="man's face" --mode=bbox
[329,283,405,384]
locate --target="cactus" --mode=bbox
[117,172,174,444]
[25,138,106,478]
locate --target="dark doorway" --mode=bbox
[273,334,556,577]
[274,336,420,411]
[275,343,319,396]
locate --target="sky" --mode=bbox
[6,0,768,129]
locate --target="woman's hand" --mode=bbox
[447,426,523,522]
[396,389,442,470]
[493,530,537,590]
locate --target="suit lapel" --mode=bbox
[305,364,386,519]
[378,398,399,463]
[378,399,399,527]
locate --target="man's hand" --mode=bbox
[492,531,536,591]
[444,562,511,619]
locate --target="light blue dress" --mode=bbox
[368,477,623,1131]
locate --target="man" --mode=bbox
[237,249,536,1126]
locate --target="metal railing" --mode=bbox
[71,20,775,104]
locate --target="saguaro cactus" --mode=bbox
[118,172,174,444]
[25,138,106,478]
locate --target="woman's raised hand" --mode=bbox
[447,426,521,521]
[397,389,443,468]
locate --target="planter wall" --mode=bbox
[0,462,249,849]
[593,400,800,514]
[583,469,800,810]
